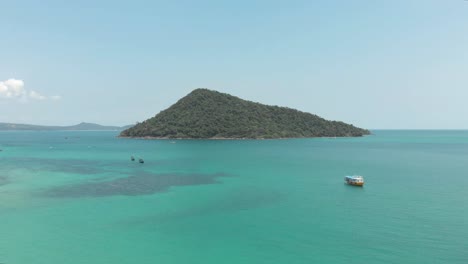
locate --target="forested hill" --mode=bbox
[120,89,370,139]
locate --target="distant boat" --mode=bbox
[131,156,135,161]
[345,175,364,186]
[139,158,144,164]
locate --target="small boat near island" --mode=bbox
[345,175,364,186]
[139,158,144,164]
[131,156,135,161]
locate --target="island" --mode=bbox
[120,88,370,139]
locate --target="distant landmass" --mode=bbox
[0,122,131,131]
[120,89,370,139]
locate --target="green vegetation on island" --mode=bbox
[120,89,370,139]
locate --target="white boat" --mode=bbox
[345,175,364,186]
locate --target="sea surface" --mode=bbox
[0,130,467,264]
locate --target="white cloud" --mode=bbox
[0,78,61,101]
[0,78,25,98]
[29,90,46,100]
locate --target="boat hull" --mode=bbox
[346,182,364,187]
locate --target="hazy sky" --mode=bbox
[1,0,467,128]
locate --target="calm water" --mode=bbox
[0,130,467,263]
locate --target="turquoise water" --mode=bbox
[0,130,467,263]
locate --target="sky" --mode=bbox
[1,0,467,129]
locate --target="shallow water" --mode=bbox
[0,130,467,263]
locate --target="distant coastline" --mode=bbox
[0,122,132,131]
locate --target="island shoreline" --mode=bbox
[118,135,369,140]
